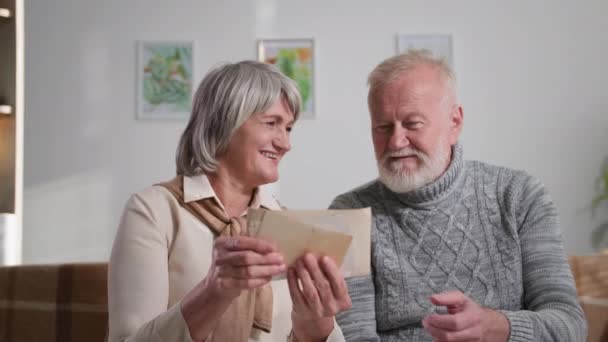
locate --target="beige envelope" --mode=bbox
[247,208,371,277]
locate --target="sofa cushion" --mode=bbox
[569,252,608,342]
[0,263,108,342]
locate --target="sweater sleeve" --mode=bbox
[501,173,587,342]
[108,193,194,342]
[330,194,381,342]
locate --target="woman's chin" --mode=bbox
[264,175,280,184]
[253,172,279,187]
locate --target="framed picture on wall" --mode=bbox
[257,39,315,119]
[137,41,194,120]
[396,34,453,67]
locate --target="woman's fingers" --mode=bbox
[287,267,305,308]
[301,254,337,314]
[295,257,324,316]
[290,254,353,318]
[216,251,284,267]
[218,276,273,290]
[217,263,286,279]
[214,237,285,276]
[208,236,286,291]
[215,247,285,284]
[319,256,352,309]
[302,254,352,315]
[215,236,278,254]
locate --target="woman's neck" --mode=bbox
[207,170,254,217]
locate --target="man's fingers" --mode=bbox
[424,311,479,331]
[430,290,467,307]
[422,316,481,341]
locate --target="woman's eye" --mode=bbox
[286,126,293,133]
[265,121,277,127]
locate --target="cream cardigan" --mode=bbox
[108,174,345,342]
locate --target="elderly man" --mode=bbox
[331,50,587,341]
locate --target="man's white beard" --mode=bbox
[377,144,450,193]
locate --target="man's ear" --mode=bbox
[449,105,464,145]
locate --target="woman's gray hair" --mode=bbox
[176,61,301,176]
[367,49,456,107]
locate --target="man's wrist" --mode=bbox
[482,308,510,342]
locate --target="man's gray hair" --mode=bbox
[367,49,456,104]
[176,61,301,176]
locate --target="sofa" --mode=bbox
[0,263,107,342]
[0,253,606,342]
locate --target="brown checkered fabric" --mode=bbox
[0,263,108,342]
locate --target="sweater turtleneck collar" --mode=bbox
[383,143,464,207]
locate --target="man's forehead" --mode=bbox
[395,70,444,92]
[373,80,439,106]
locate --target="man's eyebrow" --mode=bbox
[404,112,426,119]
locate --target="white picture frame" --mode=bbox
[257,38,315,119]
[137,41,194,120]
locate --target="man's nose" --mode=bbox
[387,126,409,150]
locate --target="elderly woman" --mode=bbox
[108,61,351,342]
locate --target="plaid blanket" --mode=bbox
[0,263,108,342]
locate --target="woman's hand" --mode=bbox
[203,235,286,300]
[181,235,285,341]
[287,253,352,342]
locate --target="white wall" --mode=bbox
[23,0,608,263]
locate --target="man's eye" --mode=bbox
[376,125,392,133]
[406,122,422,129]
[265,121,277,126]
[286,126,293,133]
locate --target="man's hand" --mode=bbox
[422,290,510,342]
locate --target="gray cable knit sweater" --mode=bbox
[330,144,587,342]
